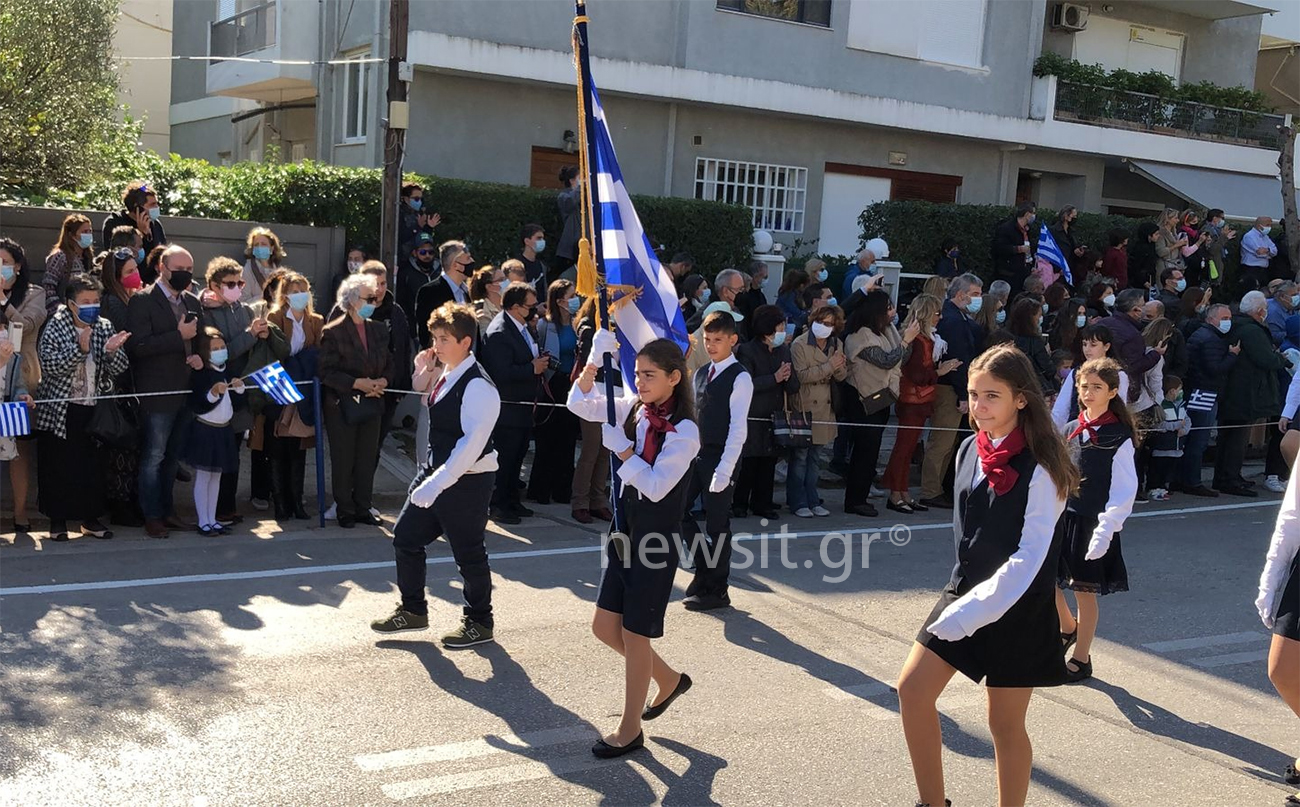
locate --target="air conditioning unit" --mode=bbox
[1052,3,1090,32]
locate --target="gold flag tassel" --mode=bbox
[570,20,600,321]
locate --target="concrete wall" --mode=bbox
[117,0,175,154]
[0,207,347,308]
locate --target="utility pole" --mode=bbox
[380,0,410,273]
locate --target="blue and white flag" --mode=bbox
[0,401,30,437]
[586,80,690,382]
[1037,225,1072,286]
[250,361,304,406]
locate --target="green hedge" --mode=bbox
[2,155,755,272]
[1032,53,1274,113]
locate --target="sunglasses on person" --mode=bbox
[112,247,135,261]
[222,280,247,289]
[416,248,434,257]
[361,295,382,304]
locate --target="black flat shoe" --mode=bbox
[919,496,953,509]
[643,673,692,720]
[846,504,878,517]
[885,500,914,515]
[1064,657,1093,683]
[913,800,952,807]
[1285,762,1300,785]
[903,499,929,512]
[13,521,31,533]
[1285,793,1300,806]
[1061,628,1077,654]
[591,731,644,759]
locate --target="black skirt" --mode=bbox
[917,585,1068,688]
[1058,509,1129,595]
[596,529,679,639]
[1274,554,1300,642]
[37,405,104,521]
[185,420,238,474]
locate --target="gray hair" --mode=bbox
[946,273,983,301]
[988,279,1011,303]
[1241,290,1268,317]
[336,272,376,313]
[857,248,875,265]
[715,268,742,296]
[1115,288,1146,314]
[1207,303,1231,320]
[1275,280,1298,299]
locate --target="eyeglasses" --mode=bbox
[222,280,247,289]
[361,295,381,304]
[416,249,434,256]
[112,247,135,261]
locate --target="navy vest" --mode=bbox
[693,361,745,450]
[1070,421,1131,525]
[426,362,496,469]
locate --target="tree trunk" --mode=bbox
[1281,123,1300,279]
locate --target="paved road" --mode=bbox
[1,484,1296,806]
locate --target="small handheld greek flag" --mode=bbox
[0,401,31,437]
[250,361,304,406]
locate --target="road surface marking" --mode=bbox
[1141,631,1266,653]
[1190,649,1270,669]
[381,755,613,799]
[355,726,594,771]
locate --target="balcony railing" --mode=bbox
[210,2,277,61]
[1054,80,1284,150]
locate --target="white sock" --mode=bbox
[194,470,220,528]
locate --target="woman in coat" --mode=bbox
[35,276,130,541]
[0,238,46,532]
[42,214,96,316]
[320,273,393,528]
[787,304,848,517]
[266,271,323,520]
[98,247,147,526]
[734,304,800,519]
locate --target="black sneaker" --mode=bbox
[441,616,494,648]
[683,592,731,612]
[370,606,429,634]
[490,507,521,525]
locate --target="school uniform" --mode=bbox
[1050,368,1129,430]
[568,383,701,639]
[1058,417,1137,596]
[391,357,500,626]
[680,355,753,601]
[919,432,1069,687]
[185,366,242,474]
[1258,467,1300,641]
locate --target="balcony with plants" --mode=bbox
[1032,53,1284,150]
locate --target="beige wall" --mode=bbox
[116,0,174,154]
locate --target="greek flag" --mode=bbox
[587,81,690,381]
[250,361,304,406]
[0,401,30,437]
[1037,225,1072,285]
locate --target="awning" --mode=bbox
[1127,160,1283,222]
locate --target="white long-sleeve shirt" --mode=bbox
[421,358,500,496]
[1258,465,1300,626]
[1077,431,1137,556]
[1283,370,1300,421]
[704,354,752,480]
[934,436,1067,637]
[1241,227,1277,269]
[1052,369,1129,429]
[567,382,700,503]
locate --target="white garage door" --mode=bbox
[818,172,892,258]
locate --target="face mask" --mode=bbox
[948,249,959,258]
[409,199,422,211]
[700,288,711,303]
[891,312,900,327]
[148,207,161,222]
[0,264,13,283]
[122,271,143,291]
[567,296,581,314]
[995,309,1007,324]
[1076,314,1087,328]
[75,304,100,324]
[1058,367,1071,380]
[1175,279,1187,292]
[1041,302,1049,314]
[221,285,242,303]
[167,270,193,292]
[815,269,828,283]
[77,233,93,249]
[533,239,546,252]
[357,303,376,320]
[137,248,146,263]
[1103,294,1116,307]
[1217,319,1231,334]
[209,348,229,367]
[1292,295,1300,308]
[289,291,311,311]
[865,265,879,277]
[811,322,833,339]
[1197,304,1208,314]
[825,296,837,307]
[770,330,787,347]
[252,245,272,262]
[966,296,982,314]
[1027,214,1037,225]
[347,261,362,274]
[497,279,510,296]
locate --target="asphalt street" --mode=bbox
[1,467,1297,806]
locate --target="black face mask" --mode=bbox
[167,270,193,292]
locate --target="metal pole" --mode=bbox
[379,0,409,271]
[314,378,326,528]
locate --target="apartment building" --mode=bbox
[169,0,1289,255]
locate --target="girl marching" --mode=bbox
[1257,459,1300,805]
[1055,358,1139,684]
[898,344,1079,807]
[567,330,698,759]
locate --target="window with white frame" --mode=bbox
[341,50,370,143]
[846,0,988,70]
[695,158,807,233]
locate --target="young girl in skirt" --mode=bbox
[567,331,699,760]
[187,327,245,535]
[897,344,1079,807]
[1056,357,1139,684]
[1257,459,1300,804]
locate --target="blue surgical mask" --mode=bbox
[1027,214,1037,225]
[1103,293,1116,307]
[409,198,422,211]
[770,330,787,347]
[497,279,510,296]
[995,309,1006,324]
[288,291,310,311]
[533,238,547,252]
[1041,302,1049,314]
[136,248,146,263]
[1217,319,1231,334]
[1291,294,1300,308]
[891,312,900,327]
[700,288,711,303]
[825,296,837,307]
[966,296,983,314]
[1076,314,1087,328]
[1175,279,1187,292]
[209,348,229,367]
[252,245,272,262]
[77,233,93,249]
[948,248,960,258]
[76,304,100,324]
[358,302,377,319]
[148,206,161,222]
[0,264,13,283]
[567,296,581,314]
[816,269,828,282]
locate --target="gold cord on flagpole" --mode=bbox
[570,19,601,327]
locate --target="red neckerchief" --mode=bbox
[975,427,1027,496]
[1066,409,1119,444]
[639,399,677,464]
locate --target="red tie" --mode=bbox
[429,375,447,404]
[707,366,716,384]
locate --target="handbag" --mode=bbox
[275,402,315,438]
[339,392,384,425]
[773,409,813,448]
[89,396,139,448]
[861,387,897,416]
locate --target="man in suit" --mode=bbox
[127,244,204,538]
[414,240,473,348]
[480,282,548,524]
